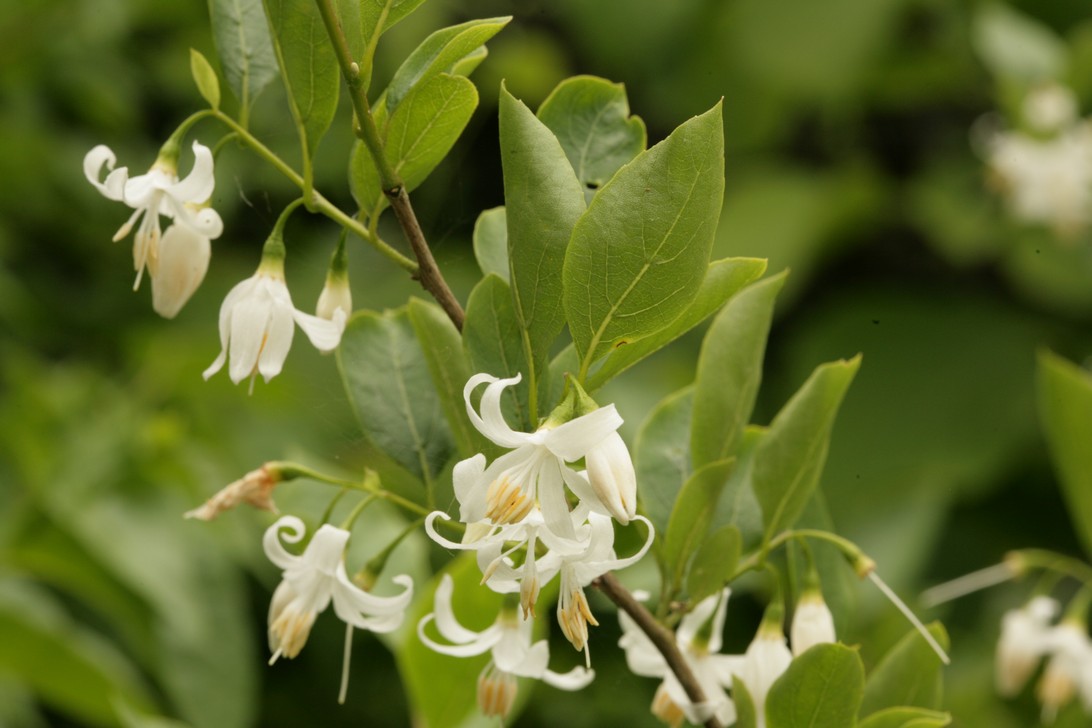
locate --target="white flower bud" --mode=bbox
[791,591,836,657]
[585,431,637,524]
[316,275,352,321]
[151,221,211,318]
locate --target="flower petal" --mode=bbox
[540,404,623,462]
[618,610,669,678]
[331,573,412,633]
[302,524,351,574]
[169,141,217,203]
[464,373,528,449]
[453,454,487,521]
[263,515,306,569]
[536,460,576,541]
[541,666,595,691]
[292,306,345,353]
[418,613,502,657]
[678,588,725,651]
[84,145,128,200]
[431,574,483,644]
[257,295,296,383]
[151,224,210,319]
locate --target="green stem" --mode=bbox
[1016,549,1092,585]
[210,111,416,273]
[339,493,379,531]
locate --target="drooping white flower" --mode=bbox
[996,596,1059,697]
[618,588,743,728]
[418,574,594,719]
[1037,621,1092,723]
[202,259,346,390]
[584,431,637,524]
[151,222,212,318]
[460,373,624,540]
[263,515,413,702]
[84,141,222,292]
[790,589,836,657]
[736,610,793,728]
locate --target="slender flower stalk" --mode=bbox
[868,571,951,665]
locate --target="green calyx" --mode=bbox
[541,376,600,429]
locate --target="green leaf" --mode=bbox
[537,75,647,194]
[207,0,278,113]
[691,272,787,469]
[407,297,485,459]
[360,0,428,45]
[473,207,509,282]
[399,556,504,728]
[0,578,154,726]
[710,425,766,550]
[584,257,767,391]
[265,0,340,162]
[686,525,741,604]
[753,356,860,540]
[973,3,1067,82]
[462,275,532,431]
[734,678,759,728]
[766,643,865,728]
[564,102,725,370]
[500,85,586,369]
[860,623,950,715]
[385,17,511,117]
[1038,351,1092,558]
[352,73,478,214]
[189,49,221,110]
[858,707,952,728]
[662,459,735,597]
[634,386,693,537]
[338,308,455,484]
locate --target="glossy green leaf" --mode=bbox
[500,85,586,369]
[710,425,766,551]
[861,623,950,715]
[352,73,478,214]
[858,707,952,728]
[265,0,340,161]
[734,678,759,728]
[407,297,486,458]
[189,49,221,110]
[472,207,509,282]
[687,525,741,604]
[564,103,725,369]
[208,0,278,113]
[360,0,428,46]
[767,643,864,728]
[634,386,693,538]
[385,17,510,116]
[1037,351,1092,558]
[546,344,580,414]
[0,579,154,726]
[338,309,455,483]
[463,275,532,431]
[663,459,735,597]
[753,356,860,540]
[585,257,767,392]
[691,272,787,469]
[399,556,505,728]
[536,74,647,193]
[973,3,1067,82]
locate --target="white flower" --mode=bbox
[202,265,347,390]
[460,373,625,540]
[316,274,352,321]
[84,141,222,292]
[790,590,836,657]
[418,574,594,719]
[1037,621,1092,723]
[263,516,413,702]
[585,431,637,524]
[736,617,793,728]
[996,596,1058,697]
[151,222,211,318]
[618,588,743,727]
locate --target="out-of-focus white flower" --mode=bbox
[418,574,594,719]
[1037,621,1092,723]
[202,256,346,391]
[736,611,793,728]
[458,373,624,540]
[1024,83,1079,134]
[84,141,222,293]
[996,596,1059,697]
[584,431,637,524]
[618,588,743,727]
[790,589,836,657]
[151,222,211,318]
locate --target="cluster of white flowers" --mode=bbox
[984,83,1092,236]
[618,588,836,728]
[996,596,1092,723]
[84,142,349,390]
[419,372,653,716]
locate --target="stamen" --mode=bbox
[868,571,950,664]
[268,648,283,666]
[920,562,1016,607]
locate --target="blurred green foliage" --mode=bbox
[4,0,1092,726]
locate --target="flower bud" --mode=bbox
[791,590,836,657]
[151,220,211,318]
[316,275,352,321]
[585,431,637,524]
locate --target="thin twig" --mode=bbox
[313,0,466,330]
[593,572,724,728]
